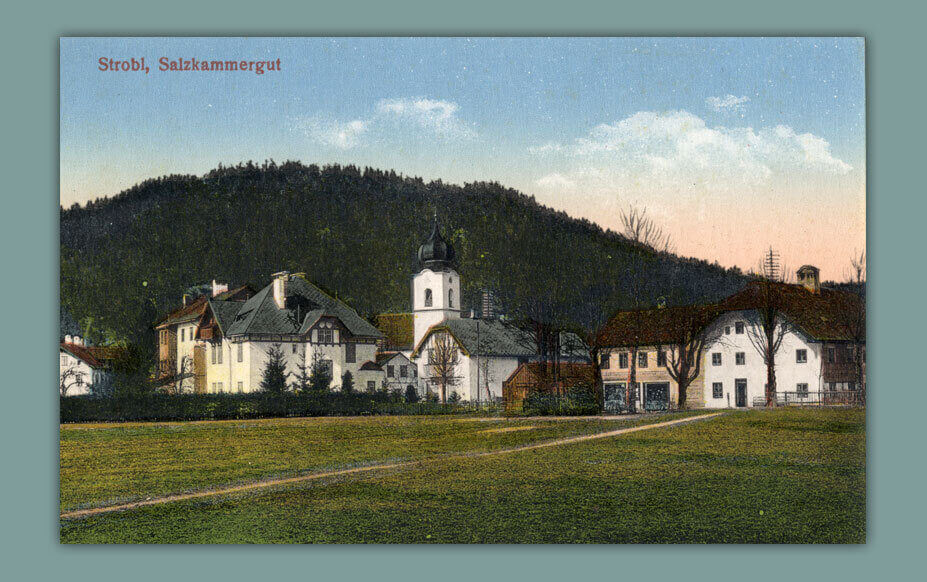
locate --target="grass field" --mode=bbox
[60,412,697,511]
[60,408,865,544]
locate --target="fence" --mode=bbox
[752,390,865,408]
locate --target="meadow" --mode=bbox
[60,408,865,543]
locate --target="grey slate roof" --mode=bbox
[208,300,245,335]
[223,276,383,339]
[416,318,589,360]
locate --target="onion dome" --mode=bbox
[416,215,456,271]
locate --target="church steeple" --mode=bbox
[416,212,456,272]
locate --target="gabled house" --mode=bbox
[154,281,253,392]
[594,305,718,412]
[702,268,865,408]
[376,351,425,396]
[196,271,385,393]
[59,336,126,396]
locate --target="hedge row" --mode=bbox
[522,390,600,416]
[60,393,502,423]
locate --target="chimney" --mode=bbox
[272,271,289,309]
[481,289,495,319]
[182,294,189,307]
[797,265,821,294]
[211,280,228,297]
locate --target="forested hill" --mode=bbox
[61,161,747,349]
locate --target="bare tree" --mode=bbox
[839,250,867,400]
[60,365,86,396]
[478,356,495,403]
[621,205,676,254]
[658,306,724,409]
[427,331,462,404]
[745,248,793,407]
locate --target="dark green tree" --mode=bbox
[404,384,420,403]
[259,344,289,394]
[341,370,354,394]
[309,352,332,393]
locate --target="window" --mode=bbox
[638,352,648,368]
[367,381,376,392]
[318,328,334,344]
[448,289,454,308]
[735,352,745,365]
[712,353,722,366]
[657,350,666,367]
[211,382,216,392]
[847,382,857,391]
[827,347,836,363]
[292,343,298,354]
[216,344,223,364]
[237,381,243,393]
[412,367,418,378]
[345,342,356,363]
[796,383,809,396]
[217,382,224,393]
[161,330,167,345]
[237,343,243,363]
[725,326,731,335]
[387,365,395,378]
[735,321,744,334]
[424,288,433,307]
[796,349,807,364]
[181,328,185,342]
[619,353,629,369]
[712,382,724,399]
[210,344,216,364]
[600,353,610,369]
[60,354,68,367]
[400,365,408,378]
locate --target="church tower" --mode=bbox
[412,215,461,351]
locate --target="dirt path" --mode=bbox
[60,411,724,520]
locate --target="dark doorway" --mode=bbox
[644,382,669,411]
[735,379,747,407]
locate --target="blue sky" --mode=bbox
[60,37,865,275]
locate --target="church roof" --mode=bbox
[412,318,589,361]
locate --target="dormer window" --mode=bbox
[424,288,433,307]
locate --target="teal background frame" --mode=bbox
[2,0,922,579]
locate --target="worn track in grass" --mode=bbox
[60,411,724,520]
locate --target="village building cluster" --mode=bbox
[61,219,865,409]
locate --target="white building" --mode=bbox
[59,336,122,396]
[701,269,865,408]
[195,272,386,393]
[402,218,588,402]
[701,311,824,408]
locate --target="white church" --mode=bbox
[380,218,589,402]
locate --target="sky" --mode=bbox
[60,37,865,278]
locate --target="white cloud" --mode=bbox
[530,110,852,196]
[706,94,750,112]
[296,97,475,149]
[296,117,369,150]
[376,98,476,139]
[535,173,576,190]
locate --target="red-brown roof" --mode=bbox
[60,343,126,369]
[375,313,414,351]
[155,285,254,328]
[504,362,596,386]
[594,304,720,348]
[720,281,865,341]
